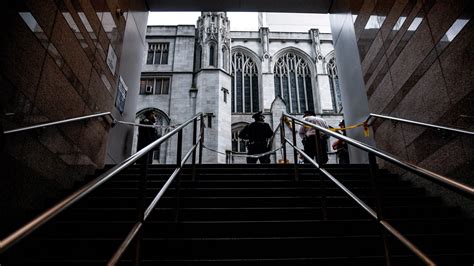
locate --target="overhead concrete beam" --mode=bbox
[145,0,333,13]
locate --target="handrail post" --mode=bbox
[291,118,299,181]
[280,116,287,163]
[368,152,391,266]
[134,151,150,266]
[175,130,183,222]
[199,113,204,165]
[314,129,321,166]
[192,118,197,181]
[315,129,327,220]
[177,130,183,168]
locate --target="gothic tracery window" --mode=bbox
[327,57,342,113]
[231,52,260,113]
[274,53,314,113]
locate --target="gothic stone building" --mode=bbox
[134,12,343,164]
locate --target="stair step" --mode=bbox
[99,179,411,189]
[88,187,426,197]
[131,253,474,266]
[55,206,461,222]
[113,172,397,181]
[15,234,470,260]
[34,218,471,238]
[74,195,442,208]
[13,253,474,266]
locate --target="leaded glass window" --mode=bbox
[274,53,314,113]
[327,58,342,113]
[231,52,260,113]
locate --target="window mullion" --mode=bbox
[234,56,237,112]
[303,70,309,112]
[241,61,245,113]
[295,71,301,113]
[279,70,283,100]
[249,70,253,112]
[286,61,292,113]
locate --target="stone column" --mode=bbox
[330,8,375,163]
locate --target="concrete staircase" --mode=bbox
[4,164,473,265]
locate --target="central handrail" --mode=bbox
[367,113,474,136]
[282,113,474,266]
[0,112,204,257]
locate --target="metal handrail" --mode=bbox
[288,114,474,198]
[282,113,474,265]
[367,113,474,136]
[0,112,204,256]
[3,112,114,135]
[108,113,203,265]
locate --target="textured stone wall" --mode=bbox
[333,0,473,214]
[0,1,147,218]
[351,0,473,186]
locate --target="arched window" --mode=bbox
[327,57,342,113]
[231,52,259,113]
[222,46,229,71]
[274,53,314,113]
[135,109,170,162]
[209,45,215,66]
[231,123,248,152]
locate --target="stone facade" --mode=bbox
[135,12,344,164]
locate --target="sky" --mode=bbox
[148,12,259,31]
[147,12,331,33]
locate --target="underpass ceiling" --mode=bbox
[145,0,333,13]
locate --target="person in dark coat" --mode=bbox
[332,120,350,164]
[238,111,273,164]
[137,110,159,164]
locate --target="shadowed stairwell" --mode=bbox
[2,163,473,265]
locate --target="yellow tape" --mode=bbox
[329,122,370,137]
[284,117,370,137]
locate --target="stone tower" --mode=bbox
[195,12,232,163]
